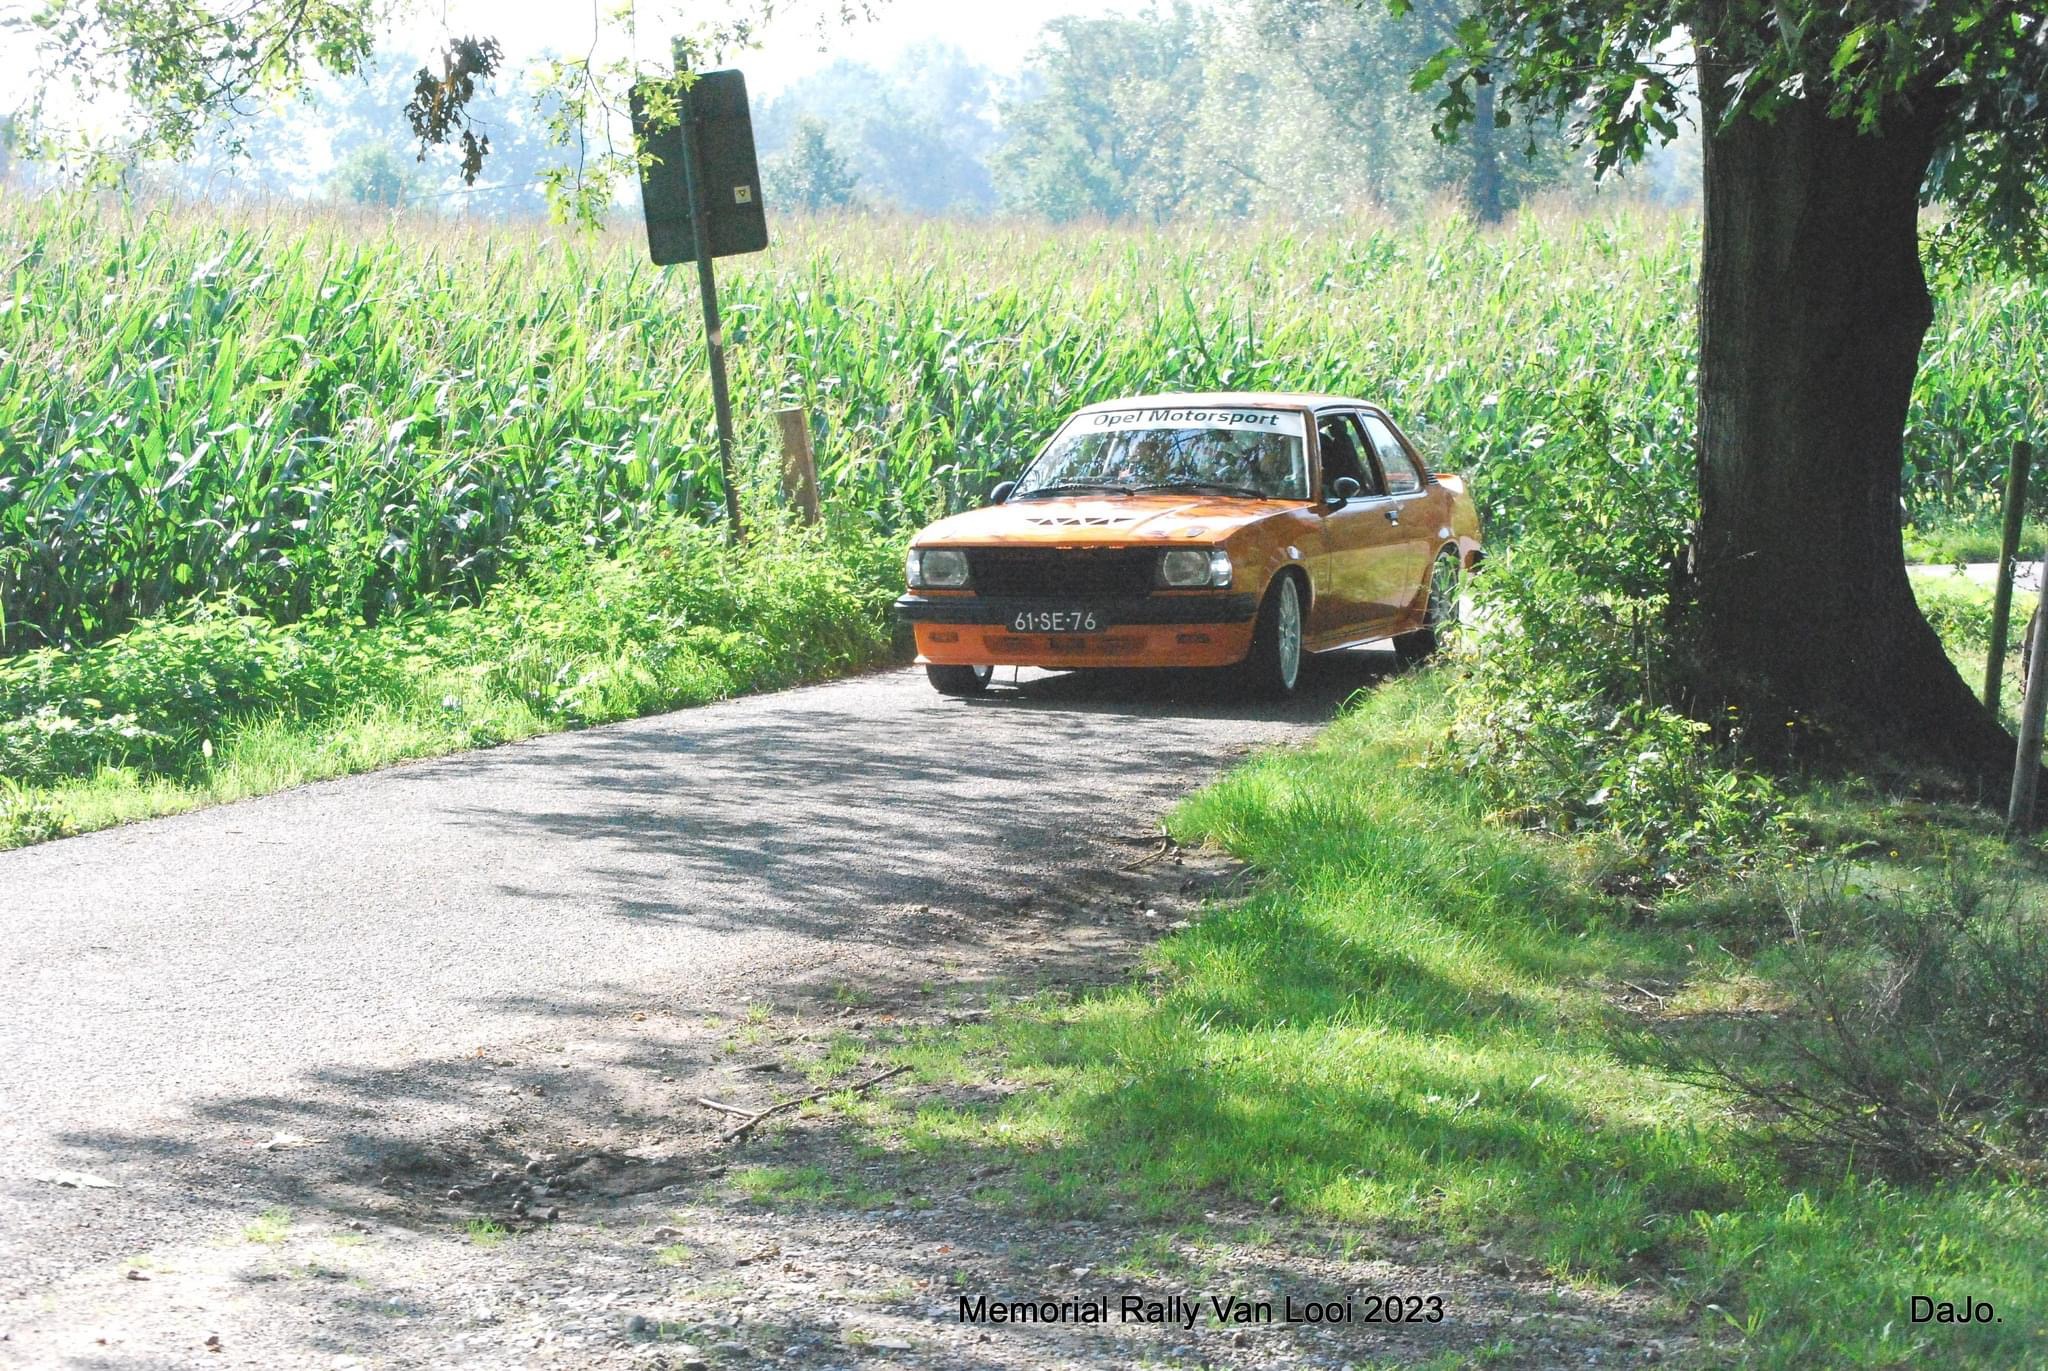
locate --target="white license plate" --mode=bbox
[1011,608,1102,633]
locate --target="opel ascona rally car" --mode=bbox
[895,392,1483,697]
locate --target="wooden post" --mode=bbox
[774,407,821,526]
[1985,440,2033,711]
[2009,550,2048,838]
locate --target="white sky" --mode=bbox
[2,0,1170,143]
[394,0,1168,96]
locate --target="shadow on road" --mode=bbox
[965,646,1397,720]
[389,649,1397,944]
[1,649,1437,1367]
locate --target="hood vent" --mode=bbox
[1021,513,1138,528]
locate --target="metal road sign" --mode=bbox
[630,67,768,540]
[632,69,768,267]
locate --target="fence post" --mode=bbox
[774,407,821,526]
[2009,550,2048,838]
[1985,440,2033,711]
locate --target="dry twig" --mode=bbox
[694,1064,912,1144]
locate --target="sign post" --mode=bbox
[2011,554,2048,838]
[632,62,769,542]
[1986,440,2034,710]
[681,108,743,541]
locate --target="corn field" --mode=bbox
[1,194,2042,650]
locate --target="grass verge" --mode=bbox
[869,675,2048,1369]
[1909,571,2038,729]
[0,519,905,848]
[1904,517,2048,567]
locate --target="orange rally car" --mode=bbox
[894,392,1483,697]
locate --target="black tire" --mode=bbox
[1232,573,1305,699]
[927,663,993,696]
[1394,550,1462,666]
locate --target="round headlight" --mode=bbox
[1160,548,1215,587]
[918,548,971,588]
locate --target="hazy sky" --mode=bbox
[392,0,1166,95]
[2,0,1166,142]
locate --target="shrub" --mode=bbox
[1441,384,1787,884]
[1912,575,2034,653]
[0,517,903,790]
[0,704,170,784]
[0,616,363,780]
[0,777,74,845]
[1662,865,2048,1178]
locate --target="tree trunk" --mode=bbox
[1468,76,1504,224]
[1692,35,2016,791]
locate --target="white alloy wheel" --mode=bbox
[1276,574,1302,690]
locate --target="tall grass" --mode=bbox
[882,678,2048,1367]
[0,513,905,845]
[5,195,2041,650]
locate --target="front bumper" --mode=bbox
[894,593,1259,669]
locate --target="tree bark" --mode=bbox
[1468,75,1505,224]
[1693,32,2016,791]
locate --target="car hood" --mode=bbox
[914,494,1297,547]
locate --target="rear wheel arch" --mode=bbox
[1407,543,1463,617]
[1396,547,1463,665]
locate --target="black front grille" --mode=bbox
[966,547,1158,597]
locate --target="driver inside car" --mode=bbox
[1250,435,1299,495]
[1317,418,1367,490]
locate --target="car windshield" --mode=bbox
[1013,406,1309,501]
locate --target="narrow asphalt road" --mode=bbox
[0,658,1383,1301]
[1907,560,2044,590]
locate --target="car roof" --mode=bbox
[1071,391,1386,415]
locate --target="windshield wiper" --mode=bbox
[1131,481,1273,499]
[1011,482,1135,499]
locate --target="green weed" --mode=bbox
[1905,518,2048,566]
[727,1164,893,1210]
[242,1207,292,1244]
[0,777,74,845]
[464,1219,508,1248]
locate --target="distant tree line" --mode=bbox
[754,42,1003,215]
[757,1,1697,222]
[37,0,1694,222]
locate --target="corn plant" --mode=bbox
[0,195,2039,651]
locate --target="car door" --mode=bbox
[1307,411,1400,641]
[1357,411,1441,626]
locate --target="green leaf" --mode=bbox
[1409,50,1454,93]
[1830,26,1871,76]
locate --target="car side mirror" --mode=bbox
[1327,476,1360,508]
[989,480,1016,504]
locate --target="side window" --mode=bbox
[1362,415,1423,496]
[1315,414,1382,496]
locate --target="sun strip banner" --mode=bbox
[1082,407,1307,437]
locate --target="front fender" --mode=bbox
[1224,509,1323,612]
